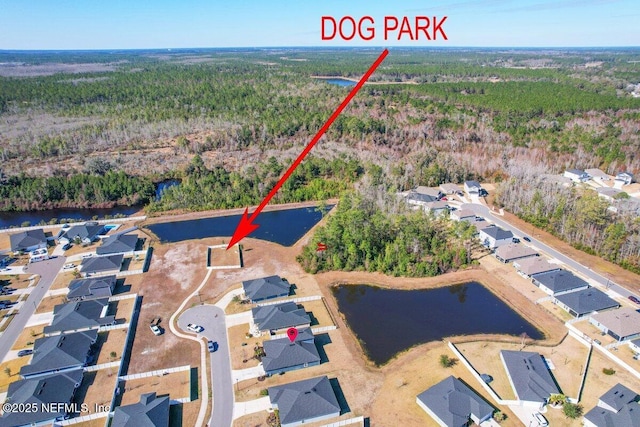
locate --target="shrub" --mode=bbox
[259,389,268,396]
[439,354,456,368]
[602,367,616,375]
[563,402,583,419]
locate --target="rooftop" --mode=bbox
[262,328,320,374]
[554,288,619,316]
[513,257,560,276]
[268,376,341,427]
[252,301,311,332]
[80,254,124,274]
[480,226,513,240]
[111,392,170,427]
[44,298,114,335]
[494,244,537,262]
[96,233,138,255]
[591,308,640,340]
[20,329,97,378]
[67,275,116,300]
[9,229,46,252]
[531,269,589,293]
[59,223,103,242]
[500,350,560,403]
[242,275,290,302]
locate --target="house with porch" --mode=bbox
[80,254,124,277]
[44,298,115,335]
[464,180,482,195]
[58,222,104,245]
[478,226,513,249]
[67,275,116,301]
[563,168,590,183]
[96,233,138,255]
[514,257,560,278]
[9,229,47,253]
[494,244,538,263]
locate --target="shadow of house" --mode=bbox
[329,378,351,415]
[315,333,332,364]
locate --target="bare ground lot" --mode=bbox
[119,369,191,405]
[229,325,260,370]
[94,330,127,365]
[74,369,118,416]
[0,357,31,393]
[209,244,241,268]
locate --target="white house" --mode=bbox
[615,172,634,185]
[585,168,611,183]
[464,180,482,195]
[563,169,590,183]
[478,226,513,249]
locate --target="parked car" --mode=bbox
[629,295,640,304]
[81,253,93,259]
[63,263,76,270]
[150,324,163,336]
[512,237,520,244]
[522,236,531,242]
[187,323,204,333]
[208,341,218,352]
[62,243,72,251]
[532,412,548,426]
[17,349,33,357]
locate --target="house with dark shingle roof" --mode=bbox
[554,288,620,318]
[96,233,138,255]
[268,376,341,427]
[0,369,83,427]
[111,392,170,427]
[531,269,590,296]
[58,222,104,245]
[262,328,320,376]
[478,226,513,249]
[43,298,115,335]
[252,302,311,334]
[242,275,290,303]
[405,187,440,208]
[464,181,482,195]
[590,308,640,342]
[80,254,123,276]
[416,376,494,427]
[584,383,640,427]
[9,229,47,253]
[67,275,116,301]
[494,244,538,263]
[500,350,560,409]
[20,329,98,379]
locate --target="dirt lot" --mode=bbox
[74,369,118,416]
[35,293,67,314]
[11,325,44,350]
[209,244,241,268]
[120,369,191,405]
[94,330,128,365]
[229,325,260,370]
[0,357,31,393]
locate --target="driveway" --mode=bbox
[463,203,638,300]
[178,305,233,427]
[0,256,65,363]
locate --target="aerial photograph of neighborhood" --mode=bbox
[0,1,639,427]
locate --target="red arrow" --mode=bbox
[227,48,389,250]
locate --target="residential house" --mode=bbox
[583,383,640,427]
[0,369,83,427]
[531,269,590,296]
[554,288,620,318]
[514,257,560,278]
[67,275,116,301]
[111,392,170,427]
[478,226,513,249]
[19,329,98,379]
[563,169,590,183]
[541,174,573,187]
[590,308,640,342]
[251,302,311,334]
[80,254,124,276]
[9,229,47,253]
[440,183,461,195]
[96,233,138,255]
[242,275,290,303]
[450,209,476,222]
[500,350,560,409]
[494,244,538,263]
[405,187,441,208]
[58,222,104,245]
[268,376,341,427]
[616,172,634,186]
[585,168,611,183]
[262,328,321,376]
[629,339,640,355]
[43,298,115,335]
[416,376,494,427]
[424,200,449,217]
[596,186,623,202]
[472,221,492,235]
[464,180,482,195]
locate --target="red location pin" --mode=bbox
[286,327,298,343]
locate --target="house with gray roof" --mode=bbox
[630,338,640,355]
[0,253,9,267]
[585,168,611,182]
[494,244,538,263]
[450,209,476,222]
[416,376,494,427]
[58,222,104,245]
[0,369,83,427]
[67,275,116,300]
[242,275,290,303]
[564,168,590,183]
[554,288,620,318]
[405,187,441,208]
[9,229,47,253]
[531,269,590,296]
[20,329,98,379]
[464,181,482,195]
[514,257,560,278]
[440,183,461,195]
[478,226,513,249]
[597,186,623,202]
[500,350,560,408]
[111,392,170,427]
[80,254,123,276]
[268,376,341,427]
[584,383,640,427]
[252,302,311,334]
[590,308,640,342]
[44,298,115,335]
[96,233,138,255]
[262,328,320,376]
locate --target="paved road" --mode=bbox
[179,305,233,427]
[0,256,65,362]
[464,203,637,300]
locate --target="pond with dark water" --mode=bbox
[0,205,142,229]
[146,205,331,246]
[332,282,543,365]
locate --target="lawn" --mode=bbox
[95,330,127,365]
[0,356,31,393]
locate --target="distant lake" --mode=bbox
[315,78,356,87]
[332,282,543,365]
[146,205,332,246]
[0,206,142,229]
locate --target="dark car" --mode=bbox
[17,349,33,357]
[207,341,218,352]
[62,243,72,251]
[523,236,531,242]
[512,237,520,244]
[629,295,640,304]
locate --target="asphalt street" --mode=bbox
[178,304,233,427]
[0,256,66,362]
[464,203,638,301]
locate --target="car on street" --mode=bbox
[17,349,33,357]
[629,295,640,304]
[208,341,218,352]
[522,236,531,242]
[150,324,163,336]
[532,412,548,426]
[81,253,93,259]
[187,323,204,333]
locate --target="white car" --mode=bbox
[532,412,548,426]
[63,263,76,270]
[150,324,163,336]
[187,323,204,333]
